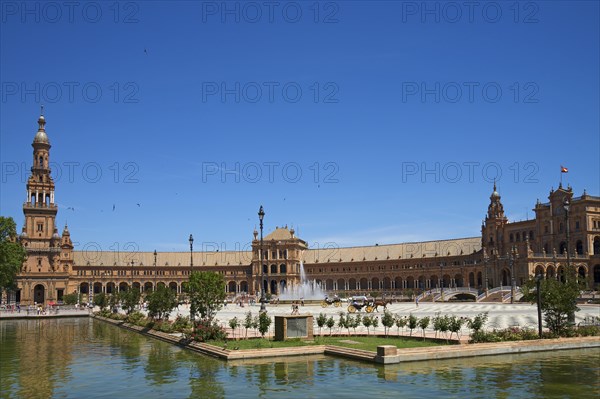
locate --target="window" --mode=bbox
[37,223,43,232]
[575,221,580,230]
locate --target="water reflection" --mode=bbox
[1,318,598,398]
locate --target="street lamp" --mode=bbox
[258,205,266,313]
[153,249,157,291]
[189,234,194,322]
[536,273,543,338]
[563,197,575,325]
[130,260,134,289]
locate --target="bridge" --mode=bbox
[416,286,523,303]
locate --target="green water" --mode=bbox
[0,318,598,398]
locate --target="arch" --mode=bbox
[106,282,115,294]
[501,269,511,286]
[325,279,334,290]
[337,278,346,291]
[119,282,129,292]
[383,277,391,290]
[577,266,586,282]
[132,282,141,291]
[477,272,482,287]
[559,242,567,254]
[593,265,600,286]
[359,278,368,290]
[157,281,166,289]
[280,264,287,274]
[509,233,514,242]
[576,240,583,255]
[430,275,439,288]
[534,264,545,278]
[80,282,90,294]
[349,278,357,290]
[33,284,45,304]
[270,264,277,274]
[167,282,176,292]
[417,275,426,290]
[469,272,475,287]
[262,264,268,274]
[594,237,600,255]
[394,277,402,290]
[529,230,534,240]
[557,266,566,282]
[228,281,236,293]
[454,273,463,287]
[406,276,414,289]
[144,282,153,292]
[93,282,102,294]
[546,265,556,279]
[270,279,278,294]
[279,280,287,292]
[239,281,248,293]
[442,274,451,288]
[371,277,380,290]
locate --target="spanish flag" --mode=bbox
[561,166,568,173]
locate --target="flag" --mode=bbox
[560,166,568,173]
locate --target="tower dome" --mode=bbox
[33,114,50,144]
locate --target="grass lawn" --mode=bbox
[207,335,449,352]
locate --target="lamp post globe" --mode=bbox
[258,206,266,313]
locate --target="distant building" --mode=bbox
[11,113,600,305]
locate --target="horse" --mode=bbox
[373,298,391,312]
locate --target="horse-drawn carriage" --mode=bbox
[347,296,375,313]
[321,295,342,308]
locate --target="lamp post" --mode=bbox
[536,273,543,338]
[189,234,194,322]
[258,205,266,313]
[153,250,157,291]
[130,260,134,289]
[563,197,575,325]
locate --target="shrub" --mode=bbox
[258,312,272,337]
[577,325,600,336]
[127,311,146,325]
[407,314,418,336]
[192,318,227,342]
[316,313,327,335]
[172,315,191,332]
[418,316,430,339]
[467,312,489,333]
[382,310,394,337]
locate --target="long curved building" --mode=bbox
[11,113,600,305]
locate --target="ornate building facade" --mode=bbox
[12,113,600,305]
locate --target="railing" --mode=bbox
[501,287,522,302]
[432,287,479,301]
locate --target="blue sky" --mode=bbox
[1,1,598,253]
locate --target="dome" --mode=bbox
[20,231,28,238]
[33,114,50,144]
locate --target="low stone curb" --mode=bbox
[93,315,600,365]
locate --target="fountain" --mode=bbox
[278,261,326,300]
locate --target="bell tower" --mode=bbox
[17,109,72,305]
[482,182,508,256]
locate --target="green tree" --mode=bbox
[0,217,26,298]
[521,275,581,336]
[395,315,407,335]
[408,314,418,336]
[258,312,272,337]
[337,312,347,334]
[229,317,239,339]
[120,288,141,315]
[187,271,226,321]
[243,311,253,338]
[467,312,489,334]
[147,285,178,320]
[63,293,78,305]
[316,313,327,335]
[381,310,395,337]
[93,292,108,311]
[326,316,335,335]
[362,315,373,335]
[418,316,430,339]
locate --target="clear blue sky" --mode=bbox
[1,1,598,253]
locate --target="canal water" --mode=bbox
[1,318,598,398]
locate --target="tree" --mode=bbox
[229,317,239,339]
[522,275,581,336]
[362,315,373,335]
[467,312,489,334]
[258,311,271,338]
[337,312,347,334]
[187,271,226,321]
[63,293,78,305]
[0,217,26,298]
[395,315,407,335]
[408,314,418,336]
[93,292,108,311]
[120,288,141,315]
[316,313,327,335]
[418,316,430,339]
[243,311,253,338]
[381,310,395,337]
[326,316,335,335]
[147,285,178,320]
